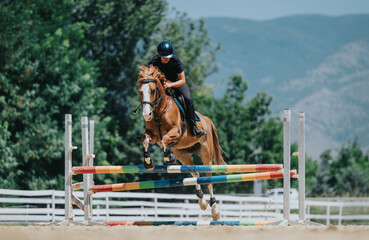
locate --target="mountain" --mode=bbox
[203,15,369,159]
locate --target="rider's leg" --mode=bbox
[173,84,205,137]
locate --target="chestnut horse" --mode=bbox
[137,65,226,220]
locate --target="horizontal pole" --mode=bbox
[72,164,283,175]
[71,182,84,191]
[104,221,276,226]
[90,170,297,193]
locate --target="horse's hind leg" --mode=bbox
[191,172,208,210]
[206,174,220,221]
[172,149,207,210]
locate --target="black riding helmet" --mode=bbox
[157,41,174,58]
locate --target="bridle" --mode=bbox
[138,78,181,142]
[139,79,165,112]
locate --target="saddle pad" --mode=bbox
[173,97,200,121]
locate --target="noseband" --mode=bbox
[140,79,165,111]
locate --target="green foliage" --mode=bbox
[0,0,106,189]
[304,156,319,195]
[0,120,18,188]
[310,139,369,197]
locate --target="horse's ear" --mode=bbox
[150,65,159,73]
[158,71,167,83]
[139,65,146,73]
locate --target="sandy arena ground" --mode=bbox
[1,225,369,240]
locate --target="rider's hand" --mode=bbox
[164,82,172,89]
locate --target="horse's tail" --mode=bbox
[209,119,227,165]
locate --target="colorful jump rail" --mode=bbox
[104,221,276,226]
[72,164,283,175]
[90,170,297,193]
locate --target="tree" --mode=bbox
[310,139,369,197]
[0,0,106,189]
[72,0,167,132]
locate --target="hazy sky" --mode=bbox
[167,0,369,20]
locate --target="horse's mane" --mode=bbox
[138,65,166,86]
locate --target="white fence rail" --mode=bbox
[1,189,368,225]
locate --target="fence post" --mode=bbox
[184,199,189,219]
[239,199,243,219]
[105,194,110,222]
[52,190,55,223]
[47,203,50,220]
[338,204,343,225]
[154,194,158,220]
[307,204,311,220]
[326,202,331,225]
[298,112,306,221]
[283,109,291,223]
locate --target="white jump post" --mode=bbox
[82,117,95,224]
[278,111,320,226]
[298,112,305,222]
[296,112,319,225]
[89,119,95,221]
[282,109,291,225]
[65,114,73,221]
[59,114,78,226]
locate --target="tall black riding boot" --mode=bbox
[187,103,205,138]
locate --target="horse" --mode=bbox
[137,65,226,221]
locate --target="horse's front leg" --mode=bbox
[141,133,154,170]
[162,128,180,164]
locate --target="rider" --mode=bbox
[148,40,205,138]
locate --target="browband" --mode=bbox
[140,79,157,84]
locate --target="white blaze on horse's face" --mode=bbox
[141,83,152,121]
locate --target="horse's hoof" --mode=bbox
[198,198,208,210]
[211,204,220,221]
[164,153,177,165]
[143,158,154,170]
[195,189,207,210]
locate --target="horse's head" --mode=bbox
[138,65,166,121]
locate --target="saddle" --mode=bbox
[170,90,200,122]
[166,90,201,146]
